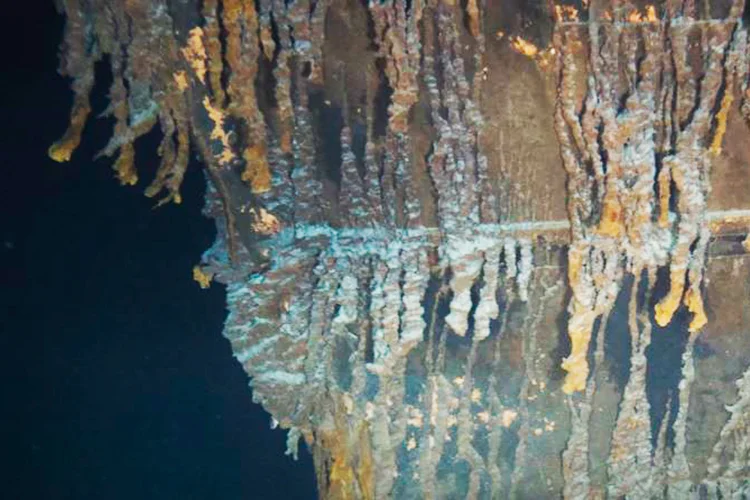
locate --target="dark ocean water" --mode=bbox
[2,3,316,498]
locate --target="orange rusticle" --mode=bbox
[684,288,708,333]
[114,143,138,186]
[192,265,213,289]
[654,269,686,327]
[48,97,91,162]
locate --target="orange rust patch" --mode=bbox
[173,71,189,91]
[181,27,207,84]
[319,414,375,500]
[242,144,272,193]
[202,97,236,166]
[192,265,213,289]
[509,36,539,58]
[554,5,580,22]
[597,194,624,238]
[627,5,658,23]
[249,208,281,236]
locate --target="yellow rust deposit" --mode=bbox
[470,388,482,403]
[320,417,375,500]
[202,97,236,166]
[654,271,686,328]
[684,288,707,333]
[248,208,281,236]
[181,27,207,84]
[173,71,189,92]
[744,234,750,252]
[501,409,518,428]
[505,35,558,71]
[509,36,540,58]
[407,407,424,427]
[710,89,734,157]
[241,144,272,194]
[627,5,658,23]
[329,454,356,500]
[406,437,418,450]
[562,302,597,394]
[567,245,584,287]
[554,5,580,22]
[192,265,213,289]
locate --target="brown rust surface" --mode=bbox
[480,1,567,223]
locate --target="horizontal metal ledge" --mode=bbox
[491,209,750,238]
[276,210,750,260]
[556,18,740,27]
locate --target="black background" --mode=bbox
[2,2,316,498]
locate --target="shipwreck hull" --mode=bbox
[49,0,750,497]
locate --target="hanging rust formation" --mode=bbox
[51,0,750,498]
[553,0,749,396]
